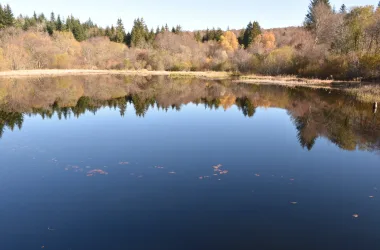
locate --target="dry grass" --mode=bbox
[0,69,230,79]
[347,85,380,103]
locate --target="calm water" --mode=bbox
[0,76,379,250]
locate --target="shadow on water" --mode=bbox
[0,75,379,152]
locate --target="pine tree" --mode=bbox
[171,27,176,33]
[115,18,126,43]
[165,23,169,31]
[56,15,63,31]
[305,0,332,29]
[131,18,149,47]
[3,4,14,26]
[33,11,37,21]
[72,19,85,41]
[0,4,4,29]
[155,26,160,35]
[339,4,347,14]
[243,21,261,48]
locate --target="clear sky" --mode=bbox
[6,0,379,31]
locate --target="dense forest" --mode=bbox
[1,0,380,80]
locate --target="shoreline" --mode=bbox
[0,69,378,102]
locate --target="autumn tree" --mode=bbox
[220,31,239,51]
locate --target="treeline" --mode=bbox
[0,76,378,151]
[1,1,380,80]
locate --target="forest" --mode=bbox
[1,0,380,80]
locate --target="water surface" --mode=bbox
[0,76,379,250]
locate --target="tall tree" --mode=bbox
[56,15,63,31]
[243,21,261,48]
[131,18,149,47]
[305,0,332,29]
[3,4,14,26]
[115,18,126,43]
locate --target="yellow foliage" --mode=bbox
[53,53,71,69]
[255,31,276,51]
[219,94,236,110]
[220,31,239,52]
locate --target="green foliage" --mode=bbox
[0,4,14,29]
[131,18,149,48]
[114,18,126,43]
[243,21,261,48]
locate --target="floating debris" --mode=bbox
[154,166,164,169]
[290,202,298,205]
[213,164,222,170]
[168,172,176,174]
[119,162,129,165]
[255,174,260,177]
[199,176,203,180]
[352,214,359,218]
[369,196,375,198]
[85,166,91,169]
[41,246,45,249]
[64,168,69,171]
[290,178,295,181]
[87,169,108,176]
[71,166,80,169]
[137,175,143,178]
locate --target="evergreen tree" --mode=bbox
[378,1,380,8]
[155,26,160,34]
[243,21,261,48]
[1,4,14,27]
[125,32,132,47]
[165,23,169,31]
[339,4,347,14]
[160,25,165,33]
[33,11,37,21]
[305,0,332,29]
[171,27,176,33]
[56,15,63,31]
[131,18,149,47]
[115,18,126,43]
[194,31,202,42]
[0,4,4,29]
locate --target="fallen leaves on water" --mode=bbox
[352,214,359,218]
[290,202,298,205]
[154,166,164,169]
[255,174,260,177]
[369,196,375,198]
[168,172,176,174]
[87,169,108,176]
[290,178,295,181]
[41,246,45,249]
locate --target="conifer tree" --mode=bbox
[56,15,63,31]
[243,21,261,48]
[305,0,332,29]
[339,4,347,14]
[131,18,149,47]
[115,18,126,43]
[195,31,202,42]
[33,11,37,21]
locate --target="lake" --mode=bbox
[0,75,379,250]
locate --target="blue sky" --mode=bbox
[6,0,379,30]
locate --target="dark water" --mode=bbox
[0,76,379,250]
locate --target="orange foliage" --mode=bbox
[219,94,236,110]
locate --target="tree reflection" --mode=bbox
[0,75,378,152]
